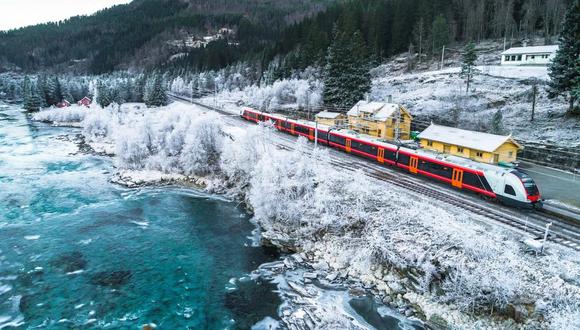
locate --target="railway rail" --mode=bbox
[169,93,580,251]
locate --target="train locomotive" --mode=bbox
[241,108,542,208]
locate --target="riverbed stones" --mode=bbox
[427,315,449,330]
[383,296,393,305]
[325,272,338,281]
[313,260,329,271]
[90,270,132,287]
[507,304,529,323]
[51,251,87,273]
[303,272,318,279]
[405,308,414,317]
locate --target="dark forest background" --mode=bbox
[0,0,570,76]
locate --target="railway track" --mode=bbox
[169,94,580,251]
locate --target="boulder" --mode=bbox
[303,272,318,279]
[427,315,448,330]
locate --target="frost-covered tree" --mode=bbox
[491,110,504,134]
[548,0,580,115]
[460,42,478,93]
[44,76,63,105]
[22,76,41,112]
[96,81,114,108]
[145,74,169,107]
[180,116,224,175]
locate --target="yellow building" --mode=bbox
[417,123,523,164]
[315,111,347,127]
[346,101,412,140]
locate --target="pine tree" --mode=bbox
[491,110,504,134]
[323,27,371,109]
[460,42,479,93]
[22,77,43,112]
[145,74,168,107]
[61,82,74,103]
[37,75,48,108]
[548,0,580,115]
[431,14,449,56]
[22,76,36,111]
[412,17,427,61]
[96,81,113,107]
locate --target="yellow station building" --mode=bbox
[346,101,413,140]
[418,123,522,164]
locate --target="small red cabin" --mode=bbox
[57,100,71,108]
[77,96,92,107]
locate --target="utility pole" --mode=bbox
[541,222,552,254]
[214,84,217,107]
[314,121,319,149]
[395,107,401,141]
[440,45,445,70]
[531,81,537,122]
[503,36,506,52]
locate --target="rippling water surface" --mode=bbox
[0,103,280,329]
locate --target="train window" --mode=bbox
[295,125,308,134]
[359,143,377,156]
[330,134,346,145]
[398,153,410,165]
[504,185,516,196]
[463,172,485,190]
[418,160,452,179]
[318,131,328,141]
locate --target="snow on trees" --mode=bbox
[145,74,169,107]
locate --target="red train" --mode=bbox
[241,108,541,208]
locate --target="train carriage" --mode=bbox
[240,108,541,208]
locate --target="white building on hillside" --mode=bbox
[500,45,558,66]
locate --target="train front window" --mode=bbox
[512,170,540,196]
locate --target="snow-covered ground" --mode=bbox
[32,102,580,329]
[371,64,579,146]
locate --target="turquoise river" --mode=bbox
[0,102,281,329]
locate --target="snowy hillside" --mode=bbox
[371,64,579,146]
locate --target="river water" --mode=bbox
[0,102,423,330]
[0,103,281,328]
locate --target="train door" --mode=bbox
[290,123,295,135]
[377,148,385,163]
[452,168,464,188]
[346,139,352,153]
[409,156,419,174]
[308,128,314,141]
